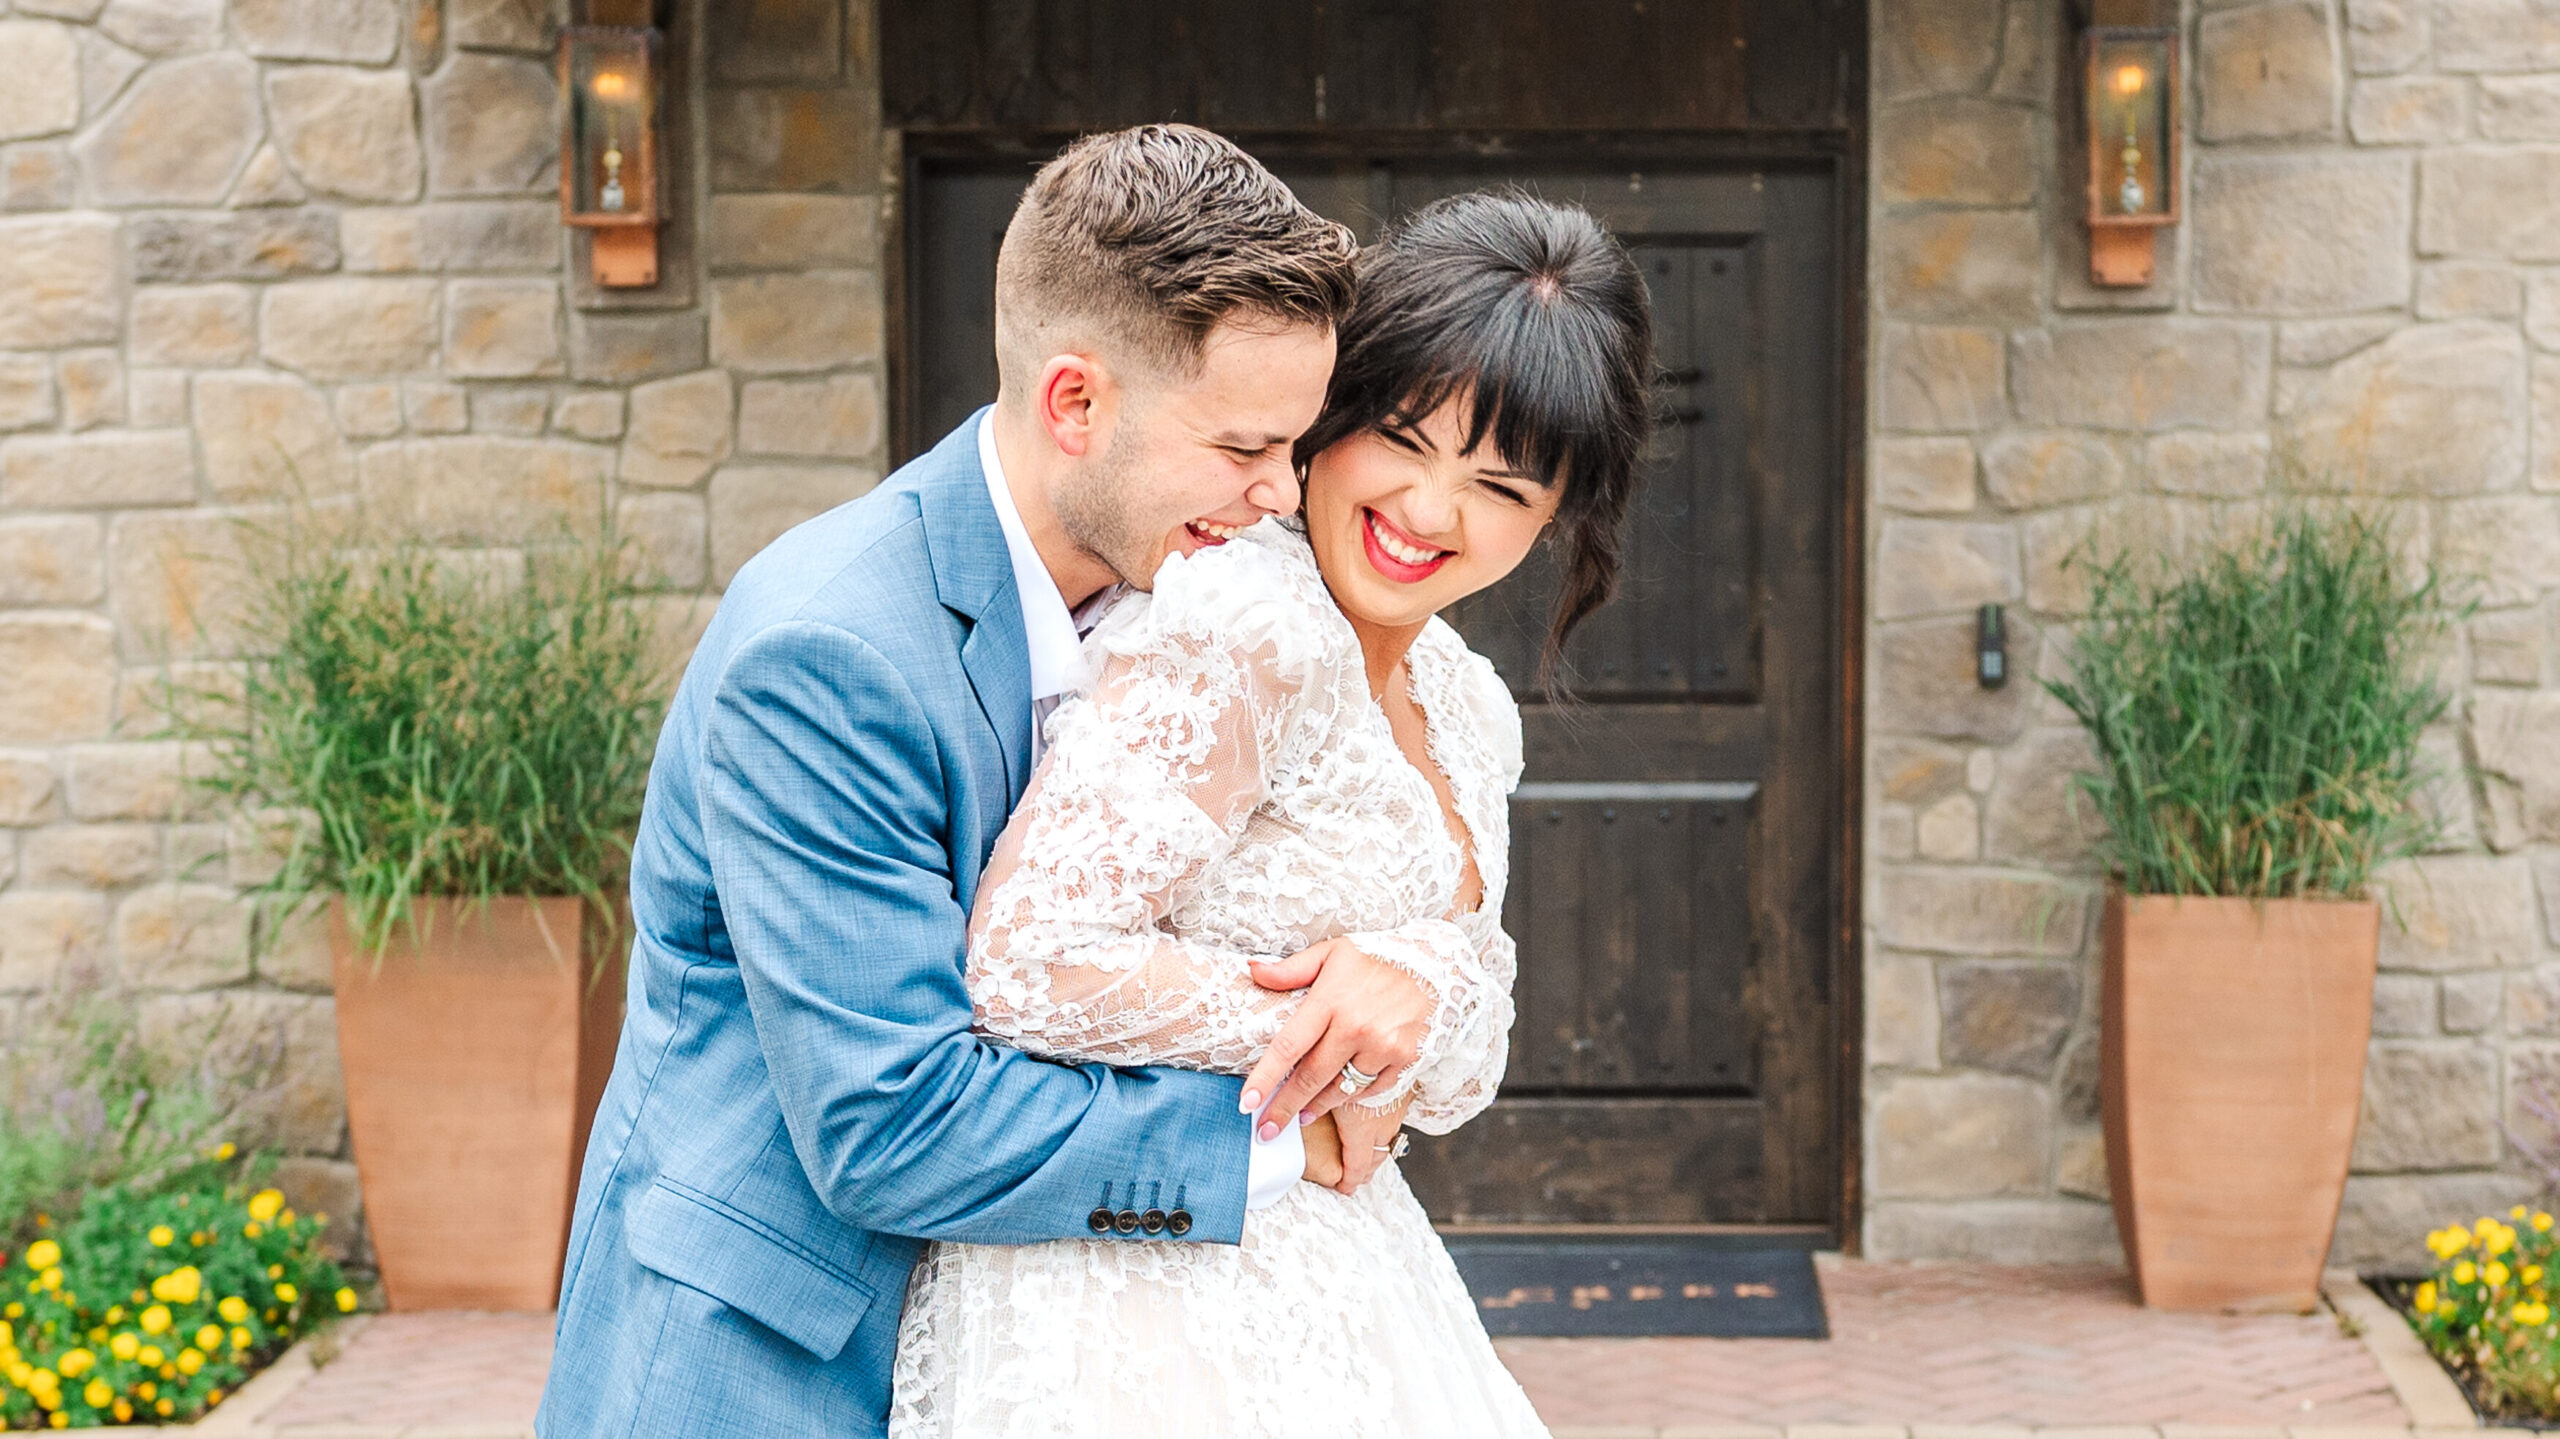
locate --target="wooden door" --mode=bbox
[904,157,1843,1233]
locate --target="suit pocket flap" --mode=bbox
[626,1179,874,1361]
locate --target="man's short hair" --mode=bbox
[994,124,1358,396]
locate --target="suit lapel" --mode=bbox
[918,410,1033,802]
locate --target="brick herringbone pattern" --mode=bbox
[257,1265,2412,1431]
[267,1310,553,1429]
[1494,1263,2410,1428]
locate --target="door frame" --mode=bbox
[885,126,1869,1252]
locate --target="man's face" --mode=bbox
[1052,318,1335,590]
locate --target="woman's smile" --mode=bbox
[1360,508,1454,583]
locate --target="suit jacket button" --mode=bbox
[1113,1208,1141,1235]
[1088,1208,1114,1234]
[1167,1209,1193,1236]
[1140,1208,1167,1234]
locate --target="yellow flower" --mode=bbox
[280,1210,297,1228]
[2537,1212,2553,1233]
[22,1241,58,1272]
[265,1264,282,1280]
[108,1333,136,1362]
[217,1296,248,1324]
[335,1287,359,1313]
[2457,1261,2479,1284]
[149,1267,202,1305]
[147,1226,173,1248]
[2489,1227,2518,1256]
[2514,1205,2529,1220]
[25,1366,57,1394]
[80,1379,108,1410]
[2527,1265,2545,1286]
[2416,1281,2439,1312]
[243,1222,263,1239]
[2488,1260,2513,1287]
[229,1326,250,1350]
[54,1350,90,1379]
[246,1190,283,1224]
[154,1398,171,1417]
[135,1381,154,1400]
[175,1348,202,1376]
[47,1413,64,1429]
[211,1142,234,1162]
[136,1345,162,1367]
[273,1282,298,1304]
[111,1398,130,1422]
[36,1267,60,1291]
[195,1323,222,1352]
[138,1305,170,1336]
[206,1388,223,1407]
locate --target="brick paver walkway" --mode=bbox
[257,1263,2414,1434]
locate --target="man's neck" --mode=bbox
[989,406,1118,609]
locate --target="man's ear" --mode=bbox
[1036,353,1114,459]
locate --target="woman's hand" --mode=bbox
[1299,1111,1344,1189]
[1239,938,1431,1137]
[1331,1092,1412,1195]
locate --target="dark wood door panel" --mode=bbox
[1397,1098,1768,1225]
[1508,792,1754,1092]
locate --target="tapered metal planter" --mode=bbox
[331,897,624,1310]
[2102,890,2379,1313]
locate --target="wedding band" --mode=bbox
[1337,1060,1380,1095]
[1374,1133,1411,1159]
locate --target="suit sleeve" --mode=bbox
[702,619,1254,1247]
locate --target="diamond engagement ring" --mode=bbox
[1337,1060,1380,1096]
[1371,1133,1411,1158]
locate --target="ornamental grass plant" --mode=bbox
[2041,507,2454,900]
[180,512,666,962]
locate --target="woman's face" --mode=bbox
[1302,398,1562,635]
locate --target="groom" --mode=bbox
[538,126,1438,1438]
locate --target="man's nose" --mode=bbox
[1245,455,1301,517]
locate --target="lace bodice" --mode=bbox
[963,519,1523,1131]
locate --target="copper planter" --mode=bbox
[331,896,624,1311]
[2102,891,2378,1312]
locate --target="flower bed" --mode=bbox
[0,1156,354,1429]
[2391,1207,2560,1427]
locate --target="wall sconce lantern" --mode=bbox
[560,26,661,288]
[2083,26,2178,287]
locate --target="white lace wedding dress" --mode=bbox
[888,520,1549,1438]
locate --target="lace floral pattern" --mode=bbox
[889,521,1543,1439]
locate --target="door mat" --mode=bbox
[1443,1237,1828,1338]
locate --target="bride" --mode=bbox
[890,190,1655,1439]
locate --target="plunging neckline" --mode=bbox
[1364,632,1487,923]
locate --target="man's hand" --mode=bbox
[1239,937,1433,1139]
[1300,1111,1343,1189]
[1331,1092,1412,1196]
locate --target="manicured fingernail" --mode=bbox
[1239,1090,1261,1113]
[1257,1121,1280,1141]
[1297,1111,1315,1127]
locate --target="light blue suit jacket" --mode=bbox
[538,414,1253,1438]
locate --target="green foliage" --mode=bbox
[2041,508,2455,900]
[0,1159,353,1428]
[179,514,667,961]
[2409,1211,2560,1419]
[0,975,267,1250]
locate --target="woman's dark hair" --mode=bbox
[1296,189,1655,687]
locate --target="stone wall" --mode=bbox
[0,0,888,1258]
[1865,0,2560,1265]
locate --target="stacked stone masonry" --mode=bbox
[0,0,889,1262]
[1868,0,2560,1265]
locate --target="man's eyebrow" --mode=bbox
[1208,431,1291,448]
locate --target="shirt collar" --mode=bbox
[978,412,1088,703]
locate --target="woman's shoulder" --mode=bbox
[1414,617,1525,785]
[1087,519,1351,679]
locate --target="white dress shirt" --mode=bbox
[977,414,1304,1212]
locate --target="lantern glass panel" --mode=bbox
[565,30,654,224]
[2089,31,2174,224]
